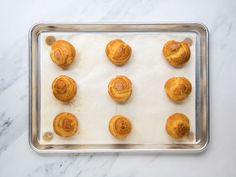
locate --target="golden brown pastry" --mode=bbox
[52,75,77,102]
[164,77,192,102]
[166,113,190,139]
[53,112,78,137]
[163,40,191,67]
[108,75,132,103]
[105,39,132,66]
[109,115,132,139]
[50,40,76,69]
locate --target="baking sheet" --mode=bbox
[39,32,196,145]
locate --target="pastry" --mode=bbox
[105,39,132,66]
[164,77,192,102]
[163,40,191,67]
[166,113,190,139]
[108,75,132,103]
[50,40,76,69]
[109,115,132,139]
[52,75,77,102]
[53,112,79,137]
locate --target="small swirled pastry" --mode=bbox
[50,40,76,69]
[163,40,191,67]
[109,115,132,139]
[53,112,78,137]
[166,113,190,139]
[108,75,132,103]
[164,77,192,102]
[105,39,132,66]
[52,75,77,102]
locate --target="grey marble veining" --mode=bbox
[0,0,236,176]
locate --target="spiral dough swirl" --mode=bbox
[108,75,132,103]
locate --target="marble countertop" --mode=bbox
[0,0,236,176]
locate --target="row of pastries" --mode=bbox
[43,37,192,141]
[163,39,192,139]
[48,38,191,69]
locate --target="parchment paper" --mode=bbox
[39,32,196,145]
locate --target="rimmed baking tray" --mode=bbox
[29,24,209,153]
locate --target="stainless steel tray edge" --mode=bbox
[29,23,209,153]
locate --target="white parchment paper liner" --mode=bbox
[40,32,196,145]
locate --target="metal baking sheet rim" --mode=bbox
[29,23,209,153]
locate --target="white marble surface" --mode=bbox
[0,0,236,176]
